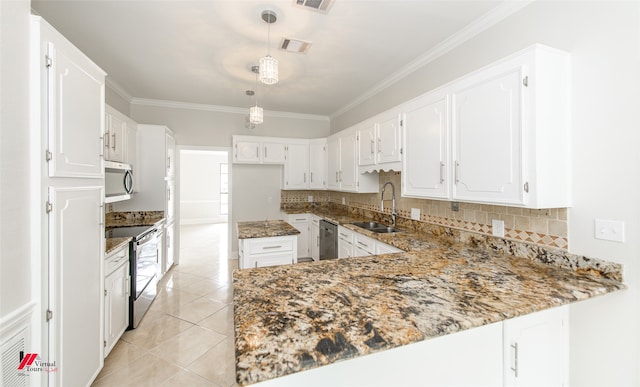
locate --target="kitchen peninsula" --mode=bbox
[233,208,625,386]
[237,220,300,269]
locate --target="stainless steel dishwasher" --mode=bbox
[319,220,338,260]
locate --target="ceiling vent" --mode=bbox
[280,38,312,54]
[293,0,334,14]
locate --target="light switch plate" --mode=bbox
[492,219,505,237]
[411,208,421,220]
[595,219,625,242]
[308,195,313,202]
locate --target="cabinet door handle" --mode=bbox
[510,342,519,378]
[317,235,319,247]
[104,131,110,148]
[370,139,374,155]
[262,245,282,250]
[304,173,306,183]
[455,161,460,183]
[112,133,116,150]
[335,171,338,183]
[339,171,342,182]
[264,146,267,159]
[440,162,445,183]
[310,172,313,183]
[167,188,170,200]
[357,241,369,247]
[377,137,381,153]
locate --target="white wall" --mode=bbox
[332,2,640,385]
[131,104,330,256]
[180,150,228,224]
[105,84,131,117]
[0,0,32,322]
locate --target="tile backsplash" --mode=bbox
[281,171,569,250]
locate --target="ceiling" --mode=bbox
[31,0,509,117]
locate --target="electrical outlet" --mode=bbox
[595,219,625,242]
[411,208,421,220]
[492,219,505,237]
[451,202,459,212]
[342,197,345,205]
[308,195,314,202]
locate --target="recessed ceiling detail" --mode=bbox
[280,38,312,54]
[294,0,335,14]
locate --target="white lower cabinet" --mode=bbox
[310,215,320,261]
[354,234,376,257]
[337,227,355,259]
[375,242,403,255]
[503,305,568,387]
[165,221,175,272]
[239,235,298,269]
[288,214,310,258]
[104,245,129,357]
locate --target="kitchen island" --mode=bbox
[233,210,625,386]
[237,220,300,269]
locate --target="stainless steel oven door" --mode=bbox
[131,229,158,328]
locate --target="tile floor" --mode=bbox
[93,223,239,387]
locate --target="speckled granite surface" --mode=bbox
[237,220,300,239]
[233,207,626,385]
[105,237,131,254]
[105,211,165,228]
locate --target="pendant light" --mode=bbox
[259,10,278,85]
[249,66,263,124]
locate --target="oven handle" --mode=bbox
[137,229,158,245]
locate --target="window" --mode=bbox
[220,163,228,215]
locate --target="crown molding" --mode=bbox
[330,0,534,119]
[130,98,329,121]
[105,78,133,102]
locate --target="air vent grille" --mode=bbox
[1,328,28,387]
[294,0,334,14]
[280,38,312,54]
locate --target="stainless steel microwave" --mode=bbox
[105,161,133,203]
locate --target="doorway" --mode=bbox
[177,147,232,265]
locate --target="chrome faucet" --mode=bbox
[381,181,397,227]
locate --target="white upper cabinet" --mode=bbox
[401,44,570,208]
[105,110,127,163]
[357,109,403,173]
[262,141,286,164]
[309,139,327,189]
[452,59,524,205]
[166,132,176,178]
[284,142,310,190]
[451,45,570,208]
[339,130,359,191]
[357,121,377,167]
[36,21,105,179]
[233,136,286,164]
[402,88,451,199]
[327,135,341,191]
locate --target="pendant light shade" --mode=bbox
[259,55,278,85]
[249,105,263,124]
[248,66,263,125]
[259,10,278,85]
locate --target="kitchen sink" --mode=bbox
[352,221,402,234]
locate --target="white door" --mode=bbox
[46,42,104,178]
[48,186,104,386]
[503,306,568,387]
[327,136,341,190]
[235,141,261,163]
[104,261,129,357]
[339,131,358,191]
[262,142,286,164]
[105,112,126,162]
[284,143,309,189]
[289,217,310,258]
[166,132,176,178]
[309,141,327,189]
[377,111,402,164]
[310,222,320,261]
[357,122,377,166]
[452,64,525,205]
[402,89,451,199]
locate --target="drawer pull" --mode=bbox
[357,241,369,247]
[262,245,282,250]
[339,233,349,238]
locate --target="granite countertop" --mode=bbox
[105,210,165,229]
[234,208,626,385]
[237,220,301,239]
[106,237,131,255]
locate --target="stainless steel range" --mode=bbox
[108,225,160,329]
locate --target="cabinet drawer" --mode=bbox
[246,238,294,254]
[252,252,295,268]
[354,234,376,254]
[105,245,129,275]
[337,227,355,244]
